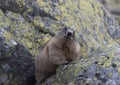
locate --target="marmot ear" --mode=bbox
[73,31,75,37]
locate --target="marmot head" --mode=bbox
[58,27,76,41]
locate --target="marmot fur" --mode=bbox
[35,27,80,83]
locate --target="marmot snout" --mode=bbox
[60,27,75,40]
[66,28,74,37]
[35,27,80,83]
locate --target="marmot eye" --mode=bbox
[64,27,67,30]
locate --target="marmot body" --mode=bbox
[35,27,80,82]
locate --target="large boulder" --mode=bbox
[0,42,34,85]
[0,0,120,85]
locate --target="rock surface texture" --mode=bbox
[99,0,120,25]
[0,0,120,85]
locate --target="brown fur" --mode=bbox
[35,27,80,83]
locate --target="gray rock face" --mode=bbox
[0,40,34,85]
[0,0,57,22]
[99,0,120,25]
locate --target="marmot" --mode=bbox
[35,27,80,83]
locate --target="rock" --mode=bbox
[0,0,120,85]
[99,0,120,25]
[0,42,34,85]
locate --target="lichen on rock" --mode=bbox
[0,0,120,85]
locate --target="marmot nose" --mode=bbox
[67,32,72,37]
[66,29,74,37]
